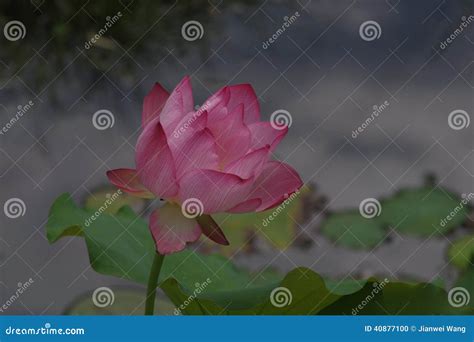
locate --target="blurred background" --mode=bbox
[0,0,473,314]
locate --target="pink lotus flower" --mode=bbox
[107,76,303,254]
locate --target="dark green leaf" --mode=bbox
[64,287,176,316]
[448,234,474,270]
[47,193,277,310]
[382,187,467,235]
[321,211,386,249]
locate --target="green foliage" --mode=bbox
[47,193,472,315]
[163,268,470,315]
[381,187,467,235]
[324,278,368,295]
[321,187,468,249]
[448,234,474,270]
[210,186,311,255]
[161,268,340,315]
[321,211,385,249]
[64,288,176,316]
[454,265,474,311]
[47,193,281,309]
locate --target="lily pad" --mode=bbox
[162,267,465,315]
[321,211,386,249]
[324,278,368,295]
[382,187,467,235]
[320,278,462,315]
[321,186,468,249]
[161,267,340,315]
[379,281,459,315]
